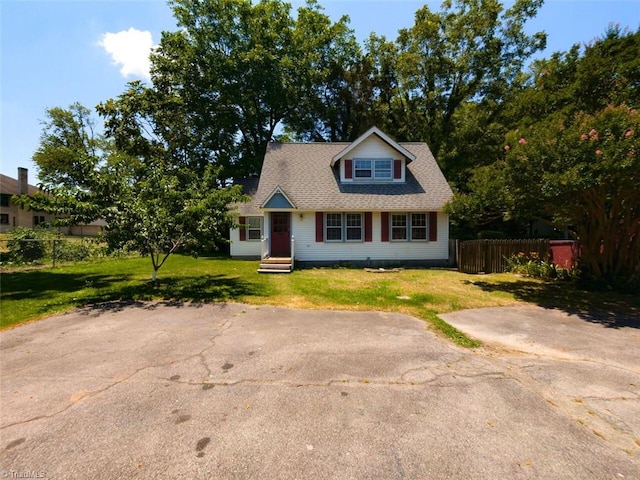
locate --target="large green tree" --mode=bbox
[391,0,546,182]
[151,0,359,179]
[97,83,245,280]
[23,103,112,227]
[447,28,640,289]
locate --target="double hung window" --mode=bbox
[391,214,408,240]
[354,160,372,178]
[346,213,363,241]
[374,160,392,179]
[353,159,393,180]
[325,213,343,241]
[390,213,428,241]
[247,217,262,240]
[325,213,363,242]
[411,214,427,240]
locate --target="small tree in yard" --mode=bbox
[25,92,245,281]
[97,83,246,280]
[504,105,640,291]
[102,155,241,281]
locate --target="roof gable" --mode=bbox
[261,186,296,209]
[331,126,416,166]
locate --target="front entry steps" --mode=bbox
[258,257,293,273]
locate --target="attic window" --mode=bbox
[354,159,372,178]
[353,158,393,180]
[374,159,392,179]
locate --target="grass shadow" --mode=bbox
[467,279,640,328]
[130,274,266,301]
[1,266,269,328]
[1,271,129,301]
[82,273,269,310]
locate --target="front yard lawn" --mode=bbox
[2,255,637,346]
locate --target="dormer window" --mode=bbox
[375,159,392,179]
[354,159,372,178]
[353,159,393,179]
[348,158,398,181]
[355,159,393,180]
[332,126,416,184]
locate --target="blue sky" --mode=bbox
[1,0,639,182]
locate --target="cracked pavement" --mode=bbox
[1,303,639,479]
[441,305,640,464]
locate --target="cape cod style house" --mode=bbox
[230,127,453,272]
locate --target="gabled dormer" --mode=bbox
[330,127,416,184]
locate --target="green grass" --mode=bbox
[2,255,638,347]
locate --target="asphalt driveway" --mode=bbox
[441,305,640,461]
[1,303,639,479]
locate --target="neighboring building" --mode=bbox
[0,167,105,236]
[67,220,107,237]
[230,127,454,272]
[0,168,56,234]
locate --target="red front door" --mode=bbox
[270,212,291,257]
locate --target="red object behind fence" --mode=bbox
[550,240,579,269]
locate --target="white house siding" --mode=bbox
[229,217,263,258]
[291,211,449,263]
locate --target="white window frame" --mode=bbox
[325,213,343,242]
[354,159,372,179]
[374,159,393,179]
[345,213,363,242]
[353,158,393,181]
[246,216,262,241]
[325,212,364,243]
[390,213,429,242]
[411,213,427,241]
[391,213,408,241]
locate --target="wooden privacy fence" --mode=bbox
[457,239,550,274]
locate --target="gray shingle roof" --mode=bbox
[0,173,41,196]
[237,141,453,214]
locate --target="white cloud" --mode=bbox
[99,28,154,80]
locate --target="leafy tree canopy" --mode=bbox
[504,105,640,291]
[152,0,359,180]
[448,27,640,289]
[24,96,245,280]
